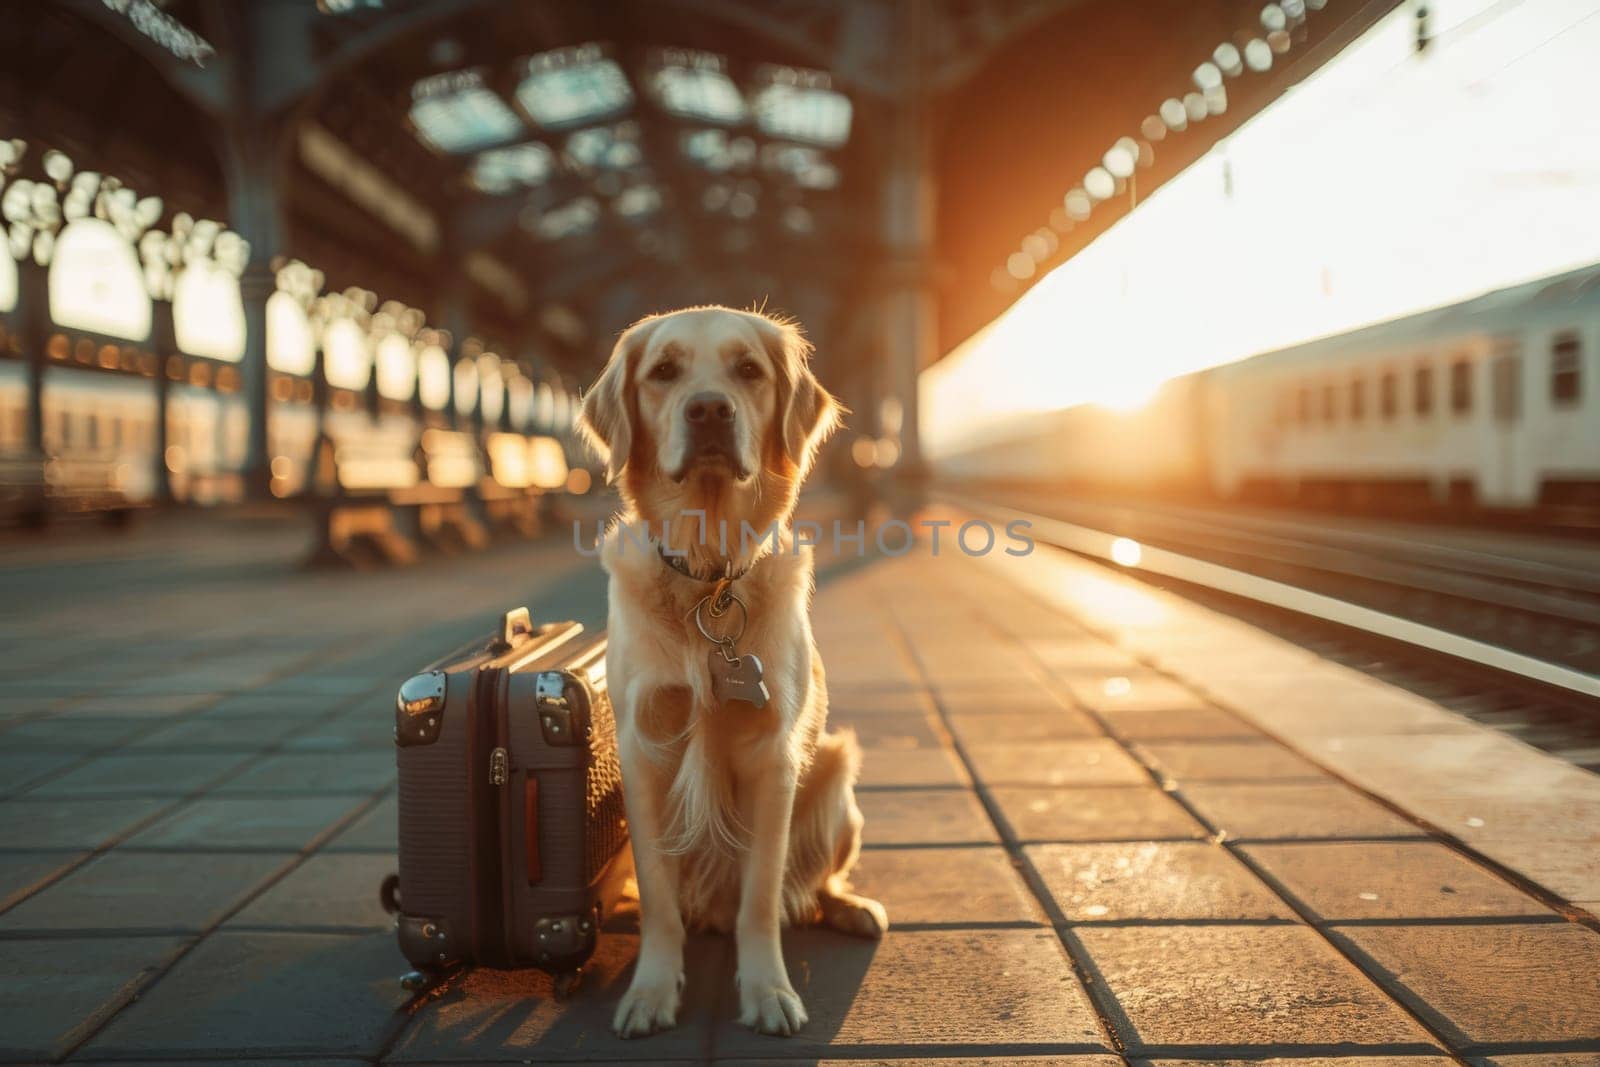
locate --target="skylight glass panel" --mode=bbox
[470,143,556,194]
[566,123,642,171]
[751,75,852,147]
[533,197,600,241]
[682,129,755,172]
[517,45,633,130]
[652,66,746,124]
[761,142,839,189]
[614,184,662,219]
[410,71,523,154]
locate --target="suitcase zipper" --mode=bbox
[489,747,508,786]
[468,665,509,966]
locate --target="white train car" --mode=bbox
[1206,265,1600,510]
[931,263,1600,518]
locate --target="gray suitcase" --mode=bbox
[383,609,630,997]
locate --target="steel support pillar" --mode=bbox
[150,301,176,504]
[19,260,47,460]
[437,275,471,434]
[214,0,296,501]
[877,0,937,513]
[222,143,285,502]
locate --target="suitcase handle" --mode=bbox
[495,607,536,651]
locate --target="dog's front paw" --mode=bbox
[612,971,683,1038]
[737,976,808,1036]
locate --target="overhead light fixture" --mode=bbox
[1245,38,1273,72]
[1084,166,1115,201]
[1213,42,1244,77]
[1159,97,1188,132]
[1103,139,1136,179]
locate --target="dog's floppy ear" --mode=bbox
[579,316,654,483]
[757,316,842,479]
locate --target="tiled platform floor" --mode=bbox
[1,506,1597,1064]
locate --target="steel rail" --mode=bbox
[946,494,1600,703]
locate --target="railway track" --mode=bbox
[947,492,1600,773]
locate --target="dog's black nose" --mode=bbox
[685,392,735,426]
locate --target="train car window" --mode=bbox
[1349,379,1366,422]
[1414,364,1434,416]
[1321,383,1337,424]
[1380,371,1398,419]
[1551,331,1581,406]
[1449,359,1472,415]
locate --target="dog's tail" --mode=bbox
[797,728,862,867]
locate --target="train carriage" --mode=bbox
[1209,264,1600,512]
[934,262,1600,522]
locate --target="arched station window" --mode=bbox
[266,291,316,376]
[375,333,418,401]
[417,343,451,410]
[453,356,478,417]
[48,218,152,341]
[0,251,16,314]
[172,259,246,361]
[323,317,372,391]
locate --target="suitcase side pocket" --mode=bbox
[502,658,623,972]
[394,667,472,972]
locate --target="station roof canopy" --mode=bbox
[4,0,1400,376]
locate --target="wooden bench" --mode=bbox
[305,431,423,567]
[413,428,492,551]
[305,429,486,567]
[478,432,570,539]
[1,449,146,528]
[0,450,51,527]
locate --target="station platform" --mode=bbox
[2,504,1598,1064]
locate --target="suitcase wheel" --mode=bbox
[379,873,401,915]
[554,968,582,1000]
[399,969,432,992]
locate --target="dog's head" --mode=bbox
[579,307,841,518]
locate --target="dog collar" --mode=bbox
[657,542,753,584]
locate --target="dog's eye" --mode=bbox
[648,361,679,383]
[735,359,762,381]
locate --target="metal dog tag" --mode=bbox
[711,649,770,709]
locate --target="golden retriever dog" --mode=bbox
[579,306,887,1039]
